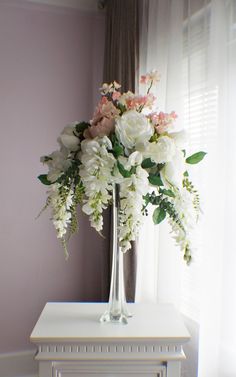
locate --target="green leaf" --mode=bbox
[111,135,124,158]
[156,163,165,172]
[183,171,189,177]
[152,207,166,224]
[141,158,156,169]
[113,144,123,158]
[143,194,150,205]
[186,151,207,164]
[148,173,164,186]
[117,160,132,178]
[160,189,175,198]
[38,174,52,185]
[117,103,126,114]
[111,134,124,159]
[75,121,90,134]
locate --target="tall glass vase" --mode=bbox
[100,184,131,324]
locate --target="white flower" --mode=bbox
[115,110,153,151]
[58,123,79,151]
[128,151,143,166]
[48,183,74,239]
[117,151,143,172]
[168,186,197,262]
[144,136,176,164]
[79,136,115,231]
[118,166,149,252]
[175,187,196,228]
[161,148,186,188]
[41,149,71,182]
[169,130,188,149]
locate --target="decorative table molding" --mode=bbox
[30,303,190,377]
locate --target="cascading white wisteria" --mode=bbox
[48,183,74,239]
[168,186,198,261]
[79,136,115,231]
[118,165,149,252]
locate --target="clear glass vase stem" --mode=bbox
[100,184,130,324]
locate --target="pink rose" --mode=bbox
[84,97,119,139]
[84,117,115,139]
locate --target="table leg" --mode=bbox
[167,360,181,377]
[39,361,52,377]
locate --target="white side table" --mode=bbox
[30,303,190,377]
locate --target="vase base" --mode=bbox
[100,310,128,325]
[124,308,133,318]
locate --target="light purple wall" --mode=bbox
[0,0,107,353]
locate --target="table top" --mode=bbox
[30,303,190,344]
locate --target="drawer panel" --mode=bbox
[52,360,166,377]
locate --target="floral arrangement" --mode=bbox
[38,71,206,264]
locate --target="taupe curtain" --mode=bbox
[103,0,139,91]
[102,0,139,302]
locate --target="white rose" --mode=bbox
[58,123,79,151]
[144,136,176,164]
[115,110,153,151]
[161,148,186,188]
[170,130,188,149]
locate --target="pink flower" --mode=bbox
[95,97,120,119]
[84,117,115,139]
[140,70,161,85]
[126,94,156,110]
[112,91,121,101]
[149,111,178,134]
[99,81,121,95]
[140,75,148,84]
[84,98,120,139]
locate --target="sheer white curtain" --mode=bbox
[137,0,236,376]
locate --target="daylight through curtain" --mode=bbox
[138,0,236,376]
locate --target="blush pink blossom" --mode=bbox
[112,91,121,101]
[149,111,178,134]
[126,94,156,110]
[84,97,120,139]
[140,70,161,85]
[84,117,115,139]
[95,97,120,119]
[100,81,121,95]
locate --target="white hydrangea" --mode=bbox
[79,136,115,231]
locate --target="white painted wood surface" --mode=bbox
[30,303,190,377]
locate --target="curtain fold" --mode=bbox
[102,0,139,302]
[103,0,139,92]
[138,0,236,376]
